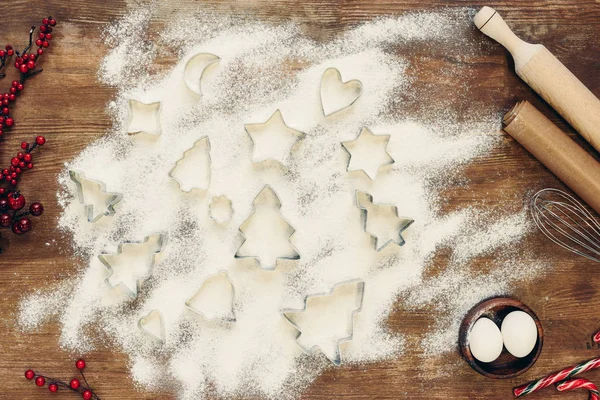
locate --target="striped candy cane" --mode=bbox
[514,358,600,397]
[556,378,600,400]
[593,330,600,344]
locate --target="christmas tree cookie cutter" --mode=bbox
[126,99,162,136]
[235,185,300,270]
[99,233,167,299]
[69,170,124,223]
[168,137,212,192]
[138,309,166,343]
[341,127,395,180]
[281,279,365,366]
[185,270,236,322]
[355,191,413,251]
[209,195,234,224]
[183,52,220,95]
[320,67,363,117]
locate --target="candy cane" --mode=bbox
[556,378,600,400]
[593,330,600,344]
[514,358,600,397]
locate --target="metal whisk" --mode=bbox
[531,188,600,263]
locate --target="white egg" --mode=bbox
[501,311,538,358]
[468,317,504,363]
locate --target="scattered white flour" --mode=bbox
[18,6,546,400]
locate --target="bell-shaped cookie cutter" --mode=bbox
[69,170,124,223]
[281,279,365,366]
[99,233,167,299]
[138,309,166,343]
[185,270,236,322]
[356,191,413,250]
[209,195,234,224]
[320,67,363,117]
[126,99,162,136]
[183,52,220,95]
[168,137,212,192]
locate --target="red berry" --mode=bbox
[24,369,35,380]
[48,383,58,392]
[11,172,17,179]
[0,188,4,194]
[42,18,49,25]
[10,157,19,167]
[17,152,24,159]
[42,41,49,48]
[46,33,53,40]
[0,50,5,57]
[9,87,16,94]
[21,142,28,149]
[2,107,8,115]
[3,169,8,175]
[35,39,43,47]
[37,48,43,55]
[8,193,25,210]
[49,19,57,27]
[7,49,14,56]
[82,390,92,400]
[17,83,23,91]
[19,162,25,168]
[5,45,12,50]
[75,359,86,370]
[9,94,15,101]
[11,179,17,186]
[18,218,31,232]
[27,163,34,169]
[27,61,35,69]
[40,25,47,33]
[36,136,46,145]
[0,213,11,227]
[24,154,32,162]
[70,378,80,389]
[5,117,13,126]
[0,199,7,210]
[35,376,45,386]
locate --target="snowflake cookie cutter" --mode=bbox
[341,127,394,180]
[183,52,220,95]
[185,270,236,322]
[138,309,166,343]
[168,137,212,192]
[126,99,162,136]
[99,233,167,299]
[235,185,300,270]
[356,191,413,251]
[209,195,234,224]
[69,170,124,223]
[320,67,363,117]
[281,279,365,366]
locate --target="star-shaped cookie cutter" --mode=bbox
[69,170,124,223]
[99,233,167,299]
[341,127,395,180]
[185,270,236,322]
[126,99,162,136]
[356,191,414,251]
[167,137,212,192]
[281,279,365,366]
[138,309,166,343]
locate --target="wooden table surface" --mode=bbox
[1,0,600,399]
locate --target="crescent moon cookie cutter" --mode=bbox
[183,52,220,95]
[138,309,166,344]
[69,170,124,223]
[355,191,414,251]
[168,137,212,192]
[99,233,168,299]
[126,99,162,136]
[281,279,365,366]
[320,67,363,117]
[185,270,236,323]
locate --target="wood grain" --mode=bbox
[1,1,600,399]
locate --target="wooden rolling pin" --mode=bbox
[474,7,600,153]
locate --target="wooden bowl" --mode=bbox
[458,297,543,379]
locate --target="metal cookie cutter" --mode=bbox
[282,279,365,366]
[183,52,220,95]
[235,185,300,270]
[99,233,167,299]
[341,127,394,180]
[69,170,124,223]
[168,137,212,192]
[244,110,305,165]
[138,309,166,343]
[356,191,413,251]
[209,195,234,224]
[126,99,162,136]
[320,67,363,117]
[185,270,236,322]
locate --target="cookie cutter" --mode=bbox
[99,233,167,299]
[126,99,162,136]
[168,137,212,192]
[356,191,413,251]
[235,185,300,270]
[138,309,166,343]
[244,109,305,165]
[69,170,124,223]
[185,270,236,322]
[209,195,234,224]
[183,52,220,95]
[341,127,394,180]
[282,279,365,366]
[320,67,363,117]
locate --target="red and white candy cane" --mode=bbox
[556,378,600,400]
[593,330,600,344]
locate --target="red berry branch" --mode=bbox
[25,358,101,399]
[0,16,57,252]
